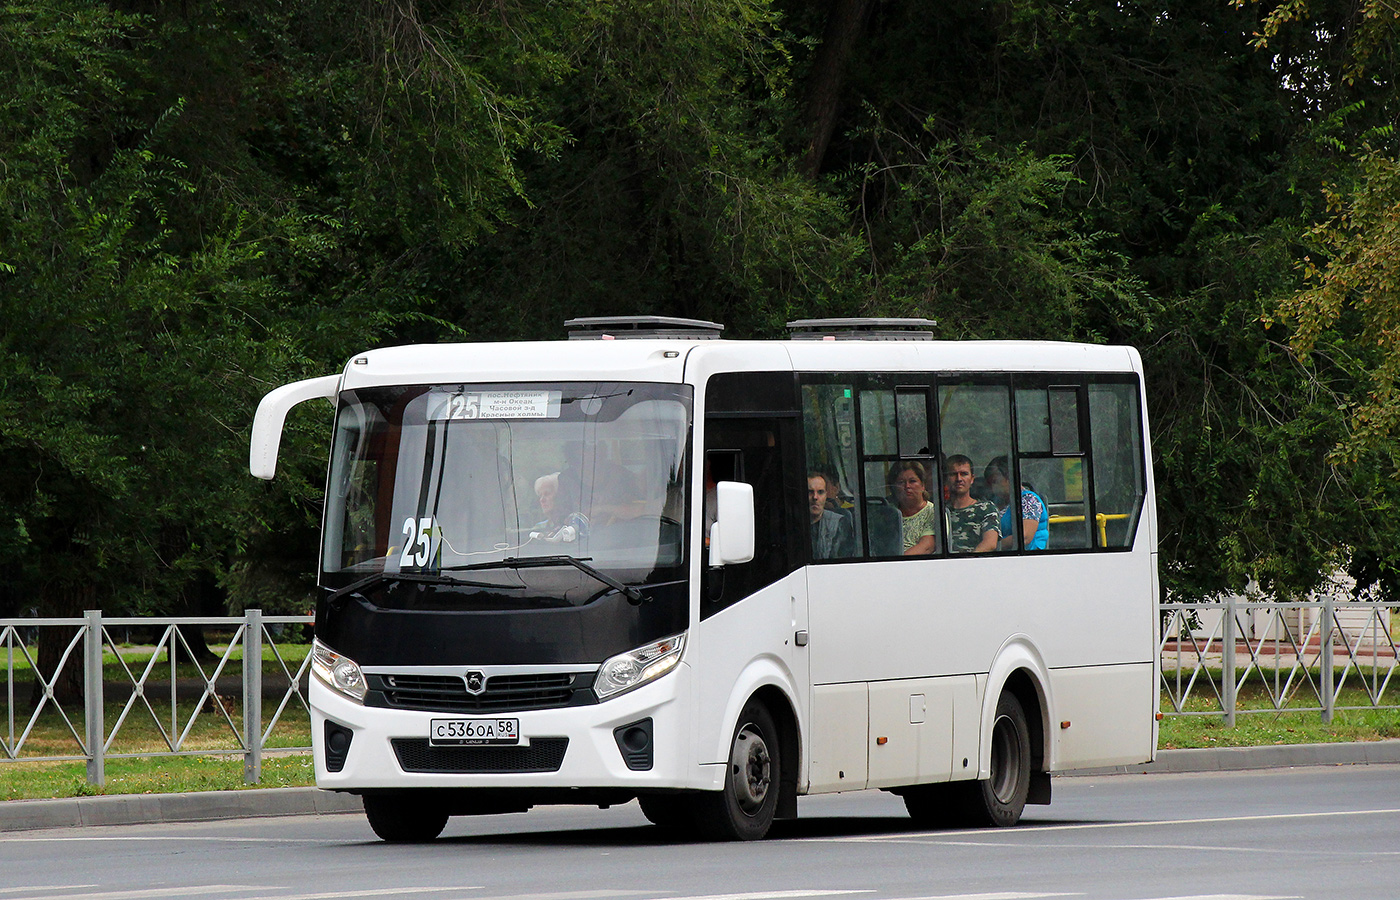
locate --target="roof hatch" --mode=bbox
[785,317,938,341]
[564,316,725,340]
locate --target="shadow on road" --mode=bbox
[340,811,1105,849]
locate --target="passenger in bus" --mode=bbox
[550,453,641,531]
[530,469,589,540]
[942,454,1000,553]
[887,461,937,556]
[821,470,856,515]
[588,460,645,525]
[984,456,1049,551]
[808,471,856,559]
[533,472,562,529]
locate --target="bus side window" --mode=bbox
[937,381,1012,554]
[801,383,863,560]
[1088,380,1145,548]
[1016,383,1092,549]
[858,382,936,557]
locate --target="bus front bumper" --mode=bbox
[308,664,700,792]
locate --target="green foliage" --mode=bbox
[3,0,1400,612]
[0,2,398,615]
[842,122,1153,340]
[1284,150,1400,467]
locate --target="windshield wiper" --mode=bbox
[442,556,646,604]
[323,570,516,607]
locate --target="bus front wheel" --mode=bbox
[362,792,450,843]
[693,700,780,840]
[638,794,694,830]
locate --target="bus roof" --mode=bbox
[337,338,1142,391]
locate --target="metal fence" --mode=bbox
[1,610,314,785]
[5,600,1397,785]
[1160,597,1400,724]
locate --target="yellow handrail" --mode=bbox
[1047,512,1129,546]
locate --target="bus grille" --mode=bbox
[368,672,590,714]
[391,738,569,774]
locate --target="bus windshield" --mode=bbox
[322,382,691,598]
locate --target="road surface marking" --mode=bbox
[883,893,1079,900]
[646,893,873,900]
[1,887,252,900]
[240,889,484,900]
[804,806,1400,842]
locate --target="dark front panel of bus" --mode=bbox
[316,584,688,667]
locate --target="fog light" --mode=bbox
[613,718,653,771]
[323,720,354,773]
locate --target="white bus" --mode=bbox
[249,316,1158,842]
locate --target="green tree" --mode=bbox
[0,3,364,689]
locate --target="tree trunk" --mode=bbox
[799,0,874,179]
[30,582,96,707]
[165,572,220,666]
[168,623,218,665]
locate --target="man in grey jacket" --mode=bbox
[808,471,856,560]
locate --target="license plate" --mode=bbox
[429,718,519,746]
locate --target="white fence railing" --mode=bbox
[1,610,314,785]
[1160,597,1399,724]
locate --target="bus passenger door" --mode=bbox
[698,413,810,782]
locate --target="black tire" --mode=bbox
[960,691,1032,827]
[638,794,695,830]
[362,792,450,843]
[692,700,780,841]
[901,782,963,829]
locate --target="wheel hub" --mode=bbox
[730,724,771,815]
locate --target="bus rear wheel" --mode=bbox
[692,700,780,841]
[362,792,450,843]
[961,691,1031,827]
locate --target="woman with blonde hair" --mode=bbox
[888,460,937,555]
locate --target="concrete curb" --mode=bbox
[4,740,1399,833]
[1066,738,1400,776]
[0,786,361,833]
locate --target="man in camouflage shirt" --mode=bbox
[943,454,1000,553]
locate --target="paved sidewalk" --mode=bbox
[3,740,1399,833]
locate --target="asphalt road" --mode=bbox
[2,766,1397,900]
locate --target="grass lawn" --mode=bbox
[1158,671,1400,748]
[1159,665,1400,748]
[1158,707,1400,749]
[0,753,315,801]
[3,639,317,800]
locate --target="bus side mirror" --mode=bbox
[708,481,755,566]
[249,374,341,479]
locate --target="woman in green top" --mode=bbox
[888,461,938,555]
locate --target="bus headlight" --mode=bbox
[311,639,368,703]
[594,633,686,701]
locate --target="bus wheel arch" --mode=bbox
[980,640,1054,811]
[981,641,1052,778]
[1002,669,1047,789]
[998,668,1051,806]
[967,689,1033,826]
[750,684,799,820]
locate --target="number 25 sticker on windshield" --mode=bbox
[431,391,562,421]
